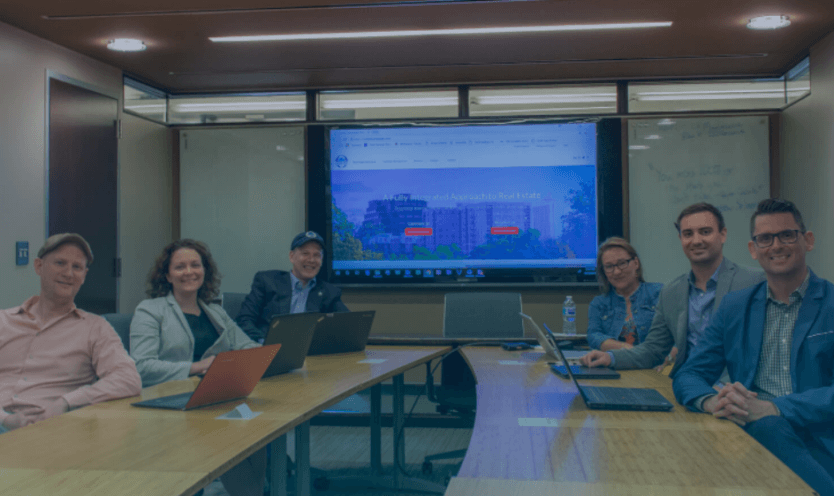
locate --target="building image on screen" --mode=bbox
[327,122,599,282]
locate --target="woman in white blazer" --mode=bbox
[130,239,264,496]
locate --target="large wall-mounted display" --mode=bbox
[324,121,613,285]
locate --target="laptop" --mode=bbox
[543,322,620,379]
[519,313,620,379]
[551,339,673,411]
[307,311,376,356]
[262,312,323,377]
[131,344,281,410]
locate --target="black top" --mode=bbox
[185,311,218,362]
[235,270,349,342]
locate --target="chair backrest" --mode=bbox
[102,313,133,352]
[442,292,524,339]
[222,292,249,320]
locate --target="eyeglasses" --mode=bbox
[602,257,634,273]
[751,229,804,248]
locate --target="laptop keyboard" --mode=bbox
[143,392,193,409]
[582,385,666,406]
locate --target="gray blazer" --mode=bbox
[610,257,764,377]
[130,294,260,387]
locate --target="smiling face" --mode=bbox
[678,211,727,267]
[166,248,205,299]
[34,243,88,306]
[748,212,814,279]
[601,246,640,295]
[289,241,323,284]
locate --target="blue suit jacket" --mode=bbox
[235,270,349,341]
[673,271,834,459]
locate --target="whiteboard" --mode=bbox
[628,116,770,284]
[180,127,306,293]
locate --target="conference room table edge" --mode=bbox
[0,345,450,496]
[443,346,815,496]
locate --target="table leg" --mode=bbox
[393,373,405,490]
[371,383,382,475]
[269,436,287,496]
[295,422,311,496]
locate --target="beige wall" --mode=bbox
[0,20,173,313]
[781,31,834,281]
[343,287,597,338]
[118,114,175,313]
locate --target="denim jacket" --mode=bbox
[586,282,663,350]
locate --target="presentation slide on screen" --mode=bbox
[329,123,598,276]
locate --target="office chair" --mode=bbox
[102,313,133,352]
[221,292,248,320]
[422,292,523,475]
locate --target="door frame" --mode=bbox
[44,70,122,309]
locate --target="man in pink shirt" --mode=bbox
[0,233,142,433]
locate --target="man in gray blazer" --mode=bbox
[581,203,764,376]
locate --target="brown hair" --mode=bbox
[146,239,221,303]
[675,202,726,234]
[596,237,645,294]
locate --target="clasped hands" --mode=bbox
[703,382,779,426]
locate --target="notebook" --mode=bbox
[519,313,620,378]
[262,312,323,377]
[551,339,673,411]
[307,311,376,356]
[131,344,281,410]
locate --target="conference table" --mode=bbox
[0,345,450,496]
[445,346,815,495]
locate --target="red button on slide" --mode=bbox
[405,228,433,236]
[490,227,519,235]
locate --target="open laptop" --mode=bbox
[551,339,673,411]
[520,313,619,379]
[131,344,281,410]
[262,312,323,377]
[307,311,376,356]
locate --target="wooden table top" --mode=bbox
[446,347,813,495]
[0,345,449,496]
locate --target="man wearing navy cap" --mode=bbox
[236,231,349,342]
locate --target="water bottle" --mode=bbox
[562,295,576,335]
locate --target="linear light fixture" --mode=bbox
[172,101,306,112]
[638,92,784,101]
[210,22,672,43]
[473,106,616,114]
[321,97,458,109]
[473,94,617,105]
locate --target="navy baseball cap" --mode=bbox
[291,231,325,250]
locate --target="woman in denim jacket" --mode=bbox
[586,237,662,351]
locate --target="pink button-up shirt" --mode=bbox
[0,296,142,424]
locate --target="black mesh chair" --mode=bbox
[102,313,133,352]
[221,292,248,320]
[422,292,524,475]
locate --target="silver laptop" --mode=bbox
[520,313,620,378]
[551,338,673,411]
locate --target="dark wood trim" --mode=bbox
[171,129,181,240]
[769,112,781,197]
[621,117,630,240]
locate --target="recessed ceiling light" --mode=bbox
[107,39,146,52]
[747,16,790,30]
[210,22,672,43]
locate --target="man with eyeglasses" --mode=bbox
[581,202,763,375]
[236,231,349,342]
[673,199,834,494]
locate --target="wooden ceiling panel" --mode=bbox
[0,0,832,92]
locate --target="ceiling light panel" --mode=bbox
[470,84,618,117]
[210,22,672,43]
